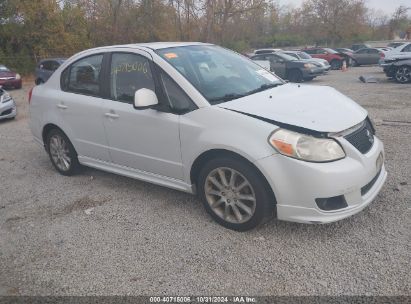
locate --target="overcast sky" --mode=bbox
[278,0,410,15]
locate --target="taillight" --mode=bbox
[28,87,33,104]
[380,52,385,58]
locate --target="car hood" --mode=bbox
[218,84,367,133]
[0,71,16,78]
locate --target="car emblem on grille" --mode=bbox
[366,129,374,144]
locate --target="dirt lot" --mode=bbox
[0,66,410,296]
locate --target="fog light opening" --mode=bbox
[315,195,348,211]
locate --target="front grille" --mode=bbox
[344,119,375,154]
[361,170,381,196]
[0,108,12,116]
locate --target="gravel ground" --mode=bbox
[0,66,410,296]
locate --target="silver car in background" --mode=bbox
[0,87,17,120]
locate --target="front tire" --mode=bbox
[46,129,80,176]
[394,66,411,84]
[197,157,273,231]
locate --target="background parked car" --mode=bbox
[0,87,17,120]
[335,48,354,53]
[376,47,393,52]
[302,48,346,70]
[334,48,354,66]
[383,42,411,61]
[251,52,324,82]
[35,58,66,85]
[351,48,385,66]
[282,51,331,72]
[253,48,281,55]
[351,43,371,51]
[381,58,411,84]
[387,42,408,49]
[0,65,22,89]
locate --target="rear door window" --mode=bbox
[64,54,103,96]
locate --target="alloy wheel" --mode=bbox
[49,134,71,171]
[204,167,256,224]
[395,66,411,83]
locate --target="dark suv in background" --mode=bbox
[251,52,324,82]
[35,58,66,85]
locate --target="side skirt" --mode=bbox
[78,156,195,194]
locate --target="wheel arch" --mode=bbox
[190,149,277,206]
[42,123,71,152]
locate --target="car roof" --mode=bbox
[40,58,67,62]
[90,42,212,52]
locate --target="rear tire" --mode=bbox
[394,66,411,84]
[197,157,274,231]
[46,128,80,176]
[288,69,303,83]
[352,59,359,67]
[303,77,315,81]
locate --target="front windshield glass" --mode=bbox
[0,66,10,72]
[157,45,283,104]
[298,52,312,59]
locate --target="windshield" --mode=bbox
[0,66,10,72]
[298,52,311,59]
[156,45,283,104]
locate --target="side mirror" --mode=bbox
[134,88,158,109]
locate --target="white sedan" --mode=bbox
[29,42,387,231]
[0,87,17,120]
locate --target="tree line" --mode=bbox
[0,0,410,73]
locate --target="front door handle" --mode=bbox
[105,112,119,119]
[57,104,67,110]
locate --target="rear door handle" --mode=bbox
[105,112,119,119]
[57,104,67,109]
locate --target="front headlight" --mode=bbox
[15,74,21,80]
[269,129,345,162]
[304,63,315,69]
[1,93,12,103]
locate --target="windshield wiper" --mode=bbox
[245,83,283,95]
[208,93,247,104]
[208,83,282,104]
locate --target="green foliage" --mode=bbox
[0,0,409,75]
